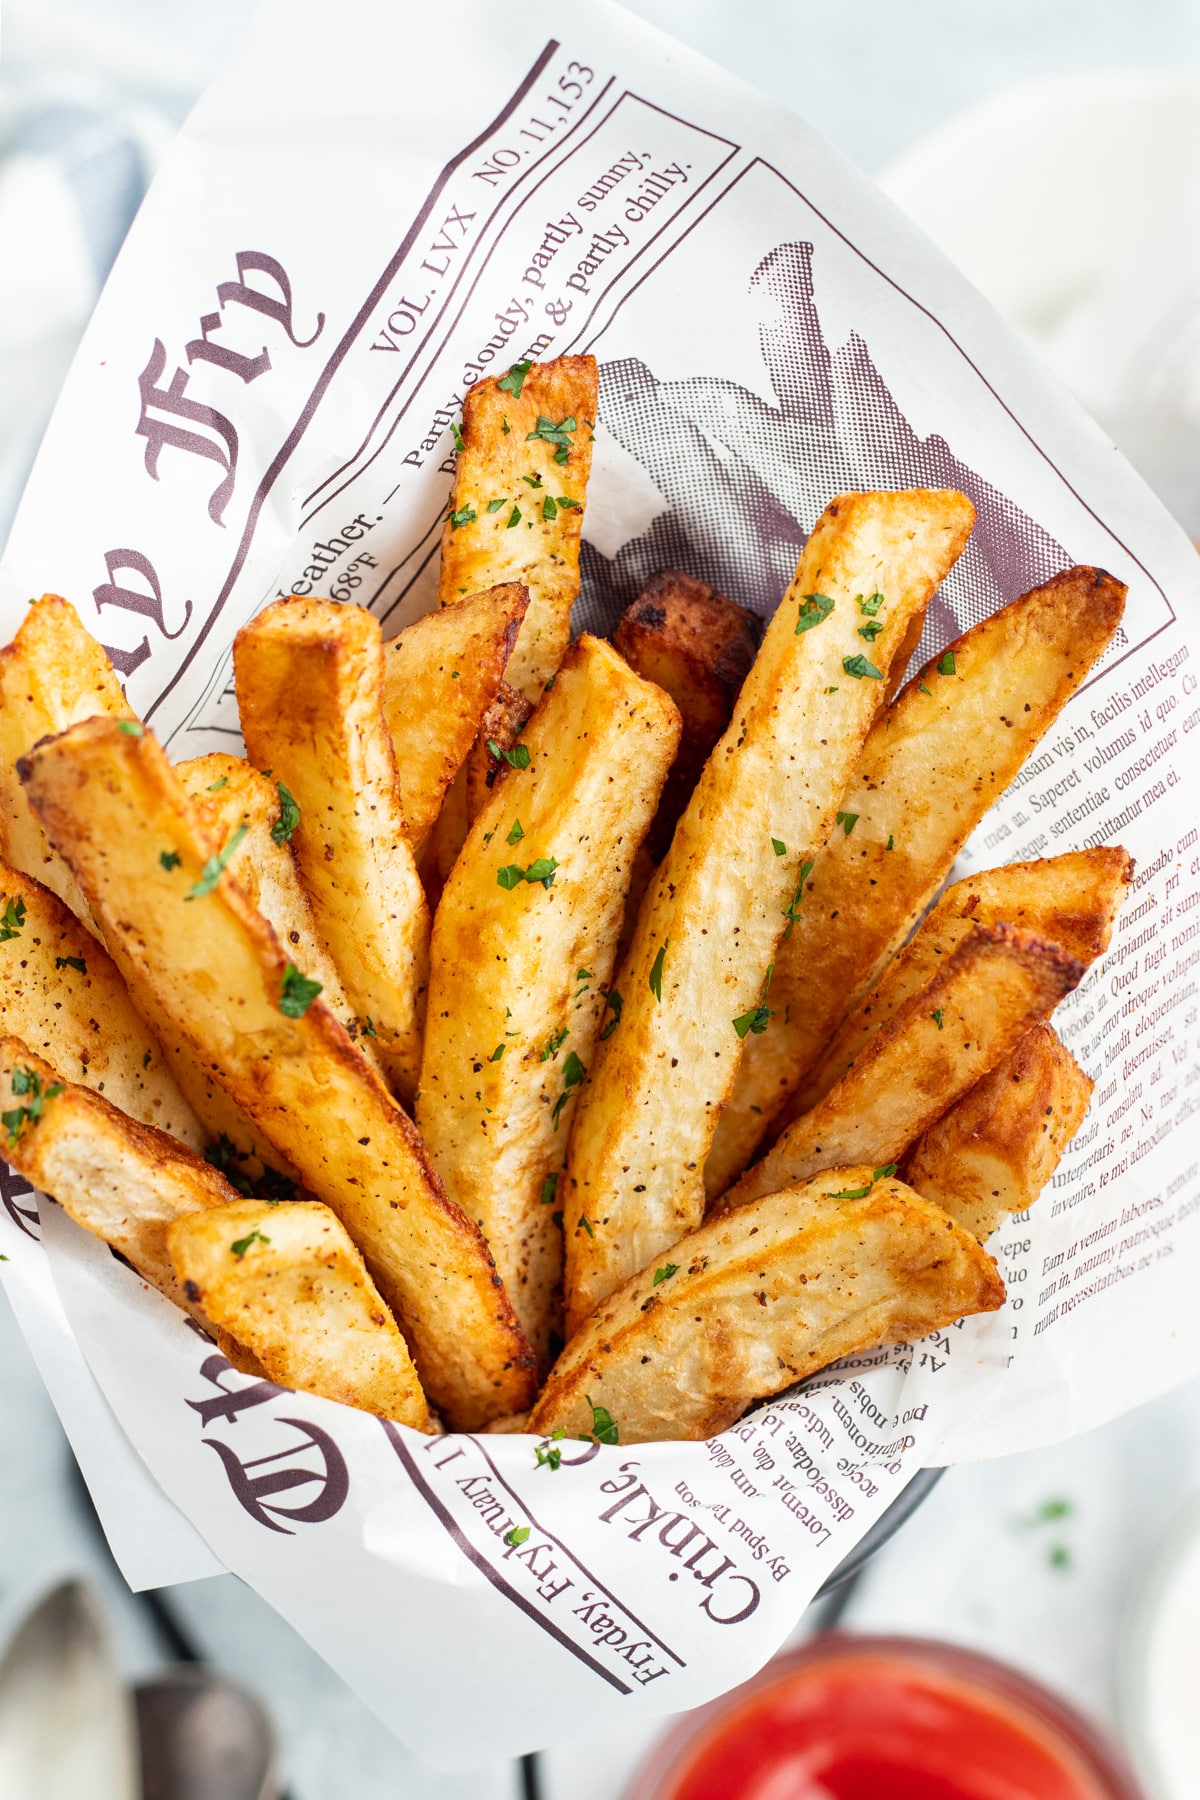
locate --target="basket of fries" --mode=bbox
[1,0,1198,1767]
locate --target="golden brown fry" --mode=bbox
[0,861,201,1146]
[902,1024,1093,1241]
[20,717,536,1428]
[436,357,597,698]
[0,594,131,923]
[418,635,680,1362]
[176,753,382,1073]
[797,846,1131,1113]
[720,924,1084,1212]
[464,680,535,824]
[167,1200,431,1430]
[612,571,764,861]
[530,1167,1004,1444]
[233,597,430,1101]
[708,567,1127,1198]
[0,1038,237,1308]
[381,583,529,844]
[564,489,976,1331]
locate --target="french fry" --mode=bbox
[418,635,681,1362]
[233,597,431,1102]
[0,1038,237,1309]
[20,717,536,1428]
[0,861,202,1146]
[176,753,382,1073]
[902,1024,1093,1241]
[796,846,1131,1113]
[530,1168,1004,1444]
[464,680,535,823]
[0,594,131,924]
[564,489,976,1330]
[612,571,764,860]
[167,1200,431,1430]
[719,923,1084,1212]
[381,582,529,844]
[436,356,598,699]
[707,567,1127,1198]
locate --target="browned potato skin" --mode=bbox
[382,583,529,845]
[418,635,681,1364]
[177,753,382,1078]
[437,357,598,699]
[20,717,536,1429]
[902,1024,1093,1241]
[530,1169,1005,1444]
[612,572,764,861]
[564,489,977,1333]
[794,846,1132,1116]
[0,861,201,1146]
[0,594,132,926]
[234,597,430,1102]
[167,1200,431,1431]
[719,923,1085,1212]
[708,567,1127,1199]
[0,1038,238,1309]
[464,680,535,824]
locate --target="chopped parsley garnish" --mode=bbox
[486,496,507,513]
[732,963,774,1039]
[836,811,859,836]
[583,1396,618,1445]
[117,720,144,736]
[451,421,466,452]
[937,650,957,676]
[653,1263,680,1285]
[795,592,835,634]
[553,1052,586,1129]
[501,416,510,434]
[842,653,883,681]
[279,963,322,1018]
[525,856,558,888]
[522,472,543,488]
[918,681,933,697]
[576,1211,594,1237]
[206,775,229,792]
[449,504,476,530]
[506,505,521,528]
[535,1443,563,1471]
[541,1026,568,1062]
[487,739,531,771]
[540,1172,559,1207]
[772,837,786,856]
[361,1017,378,1038]
[648,940,668,1002]
[259,1166,298,1202]
[489,1043,506,1062]
[857,620,884,642]
[576,967,593,981]
[0,897,25,941]
[782,861,815,938]
[887,835,895,851]
[54,955,87,974]
[271,782,301,844]
[504,1525,531,1547]
[507,819,525,845]
[931,1009,944,1030]
[875,1164,898,1179]
[3,1067,63,1145]
[526,415,576,464]
[829,1180,873,1200]
[498,360,532,397]
[857,592,885,616]
[186,824,247,899]
[600,988,623,1040]
[496,865,524,889]
[230,1229,270,1259]
[203,1133,254,1196]
[159,850,181,871]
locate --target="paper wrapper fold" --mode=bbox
[2,0,1199,1765]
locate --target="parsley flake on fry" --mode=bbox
[541,1027,568,1062]
[795,592,835,634]
[230,1229,270,1259]
[271,782,301,844]
[653,1263,680,1285]
[159,850,181,871]
[116,720,144,736]
[540,1172,559,1207]
[648,940,668,1002]
[842,653,883,681]
[938,649,957,676]
[185,824,247,900]
[54,955,87,974]
[498,359,532,398]
[2,1067,63,1145]
[772,837,787,856]
[507,819,525,845]
[279,963,322,1018]
[836,811,859,836]
[0,897,26,940]
[451,421,466,452]
[599,988,623,1040]
[449,504,476,531]
[584,1396,619,1444]
[486,496,507,513]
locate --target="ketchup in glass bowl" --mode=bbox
[625,1635,1145,1800]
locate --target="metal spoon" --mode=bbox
[135,1664,280,1800]
[0,1579,139,1800]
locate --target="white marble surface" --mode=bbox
[3,3,1200,1795]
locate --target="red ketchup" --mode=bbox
[630,1638,1143,1800]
